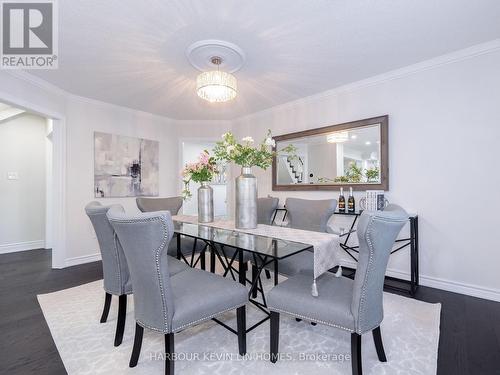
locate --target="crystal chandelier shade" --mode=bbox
[196,57,237,103]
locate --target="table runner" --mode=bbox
[172,215,341,296]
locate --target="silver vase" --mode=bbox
[197,182,214,223]
[235,167,257,229]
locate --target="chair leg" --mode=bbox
[251,265,258,298]
[265,269,271,279]
[351,333,362,375]
[129,323,144,367]
[270,311,280,363]
[100,293,112,323]
[114,294,127,347]
[165,333,174,375]
[200,249,206,270]
[210,248,216,273]
[372,326,387,362]
[237,306,247,355]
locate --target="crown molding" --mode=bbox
[4,70,67,97]
[68,94,176,123]
[2,70,176,122]
[234,38,500,123]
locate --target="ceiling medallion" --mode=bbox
[186,40,245,103]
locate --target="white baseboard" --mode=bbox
[64,253,102,267]
[0,240,46,254]
[418,275,500,302]
[341,260,500,302]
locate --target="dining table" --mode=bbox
[171,215,342,335]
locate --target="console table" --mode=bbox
[272,208,419,296]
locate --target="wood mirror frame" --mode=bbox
[272,115,389,191]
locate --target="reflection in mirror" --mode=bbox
[276,124,381,185]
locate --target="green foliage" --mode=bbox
[213,130,296,169]
[346,162,363,183]
[334,163,379,183]
[333,175,350,183]
[365,167,380,182]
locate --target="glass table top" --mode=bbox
[173,220,312,260]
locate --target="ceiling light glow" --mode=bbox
[196,57,237,103]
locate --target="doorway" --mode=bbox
[0,103,51,255]
[0,95,66,269]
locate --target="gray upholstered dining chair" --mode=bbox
[267,205,409,375]
[85,201,189,347]
[136,196,206,267]
[271,197,337,277]
[107,206,248,375]
[248,197,336,298]
[84,201,132,347]
[285,197,337,232]
[257,197,280,225]
[136,196,183,214]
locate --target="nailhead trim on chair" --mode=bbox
[356,217,376,334]
[87,208,125,296]
[136,302,246,334]
[108,214,173,332]
[269,306,354,332]
[172,302,247,333]
[355,214,407,334]
[136,319,167,333]
[155,216,171,332]
[113,233,124,295]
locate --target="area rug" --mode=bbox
[38,277,440,375]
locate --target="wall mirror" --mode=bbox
[272,115,388,191]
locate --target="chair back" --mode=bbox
[285,198,337,232]
[136,196,183,214]
[107,206,175,333]
[350,205,408,334]
[85,201,131,295]
[257,197,279,225]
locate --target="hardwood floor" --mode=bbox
[0,249,102,375]
[1,249,499,374]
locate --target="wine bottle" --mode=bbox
[348,187,355,213]
[338,187,346,212]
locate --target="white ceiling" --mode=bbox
[32,0,500,120]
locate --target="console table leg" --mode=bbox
[410,216,419,295]
[415,216,420,287]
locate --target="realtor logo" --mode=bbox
[1,0,58,69]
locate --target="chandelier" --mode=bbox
[196,57,237,103]
[327,131,349,143]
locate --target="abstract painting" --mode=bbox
[94,132,159,197]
